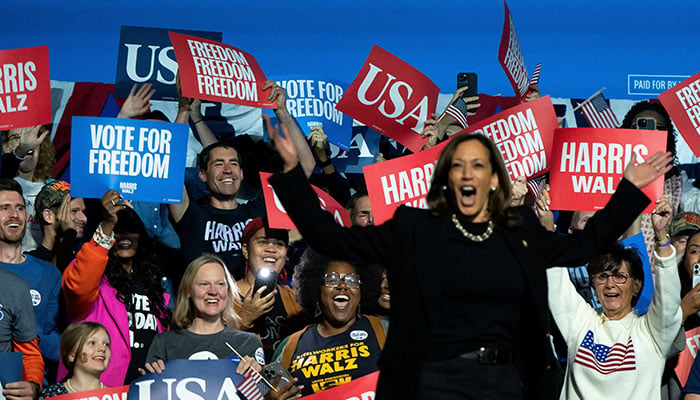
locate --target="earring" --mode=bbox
[314,301,322,318]
[490,187,497,192]
[441,185,448,191]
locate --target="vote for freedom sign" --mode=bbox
[169,32,274,108]
[70,117,188,203]
[549,128,666,213]
[0,46,51,130]
[658,70,700,156]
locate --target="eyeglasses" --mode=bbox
[632,118,666,131]
[323,272,361,289]
[592,271,632,284]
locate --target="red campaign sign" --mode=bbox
[260,172,351,229]
[364,140,448,225]
[44,385,129,400]
[300,371,378,400]
[498,1,529,97]
[549,128,666,213]
[0,45,51,130]
[168,32,274,108]
[675,326,700,387]
[658,71,700,156]
[461,95,557,182]
[336,45,438,153]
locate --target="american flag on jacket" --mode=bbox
[574,330,636,374]
[580,92,620,129]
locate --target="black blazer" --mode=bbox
[270,165,649,399]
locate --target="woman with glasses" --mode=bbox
[547,197,681,399]
[275,248,384,397]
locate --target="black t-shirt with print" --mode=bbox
[124,284,159,383]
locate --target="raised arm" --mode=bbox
[117,83,155,119]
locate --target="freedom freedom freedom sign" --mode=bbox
[0,45,51,130]
[658,70,700,156]
[70,116,188,203]
[498,1,529,97]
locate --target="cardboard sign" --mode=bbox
[330,126,382,174]
[115,26,222,101]
[70,116,188,203]
[44,386,129,400]
[267,75,353,150]
[549,128,666,213]
[675,326,700,387]
[300,371,378,400]
[169,32,274,108]
[0,46,51,129]
[462,95,557,181]
[129,360,248,400]
[498,1,529,97]
[364,140,449,225]
[658,71,700,156]
[260,172,351,229]
[336,45,438,153]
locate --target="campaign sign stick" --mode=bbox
[115,26,222,101]
[129,359,249,400]
[169,32,274,108]
[336,45,438,153]
[70,116,188,203]
[674,326,700,386]
[44,386,129,400]
[658,71,700,156]
[300,371,378,400]
[267,75,353,150]
[364,140,449,225]
[460,95,557,181]
[549,128,665,213]
[0,46,50,130]
[330,126,382,174]
[260,172,351,229]
[498,1,529,97]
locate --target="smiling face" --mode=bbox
[70,198,87,238]
[593,261,642,320]
[191,262,228,322]
[378,269,390,310]
[0,190,26,244]
[72,328,111,376]
[242,227,287,277]
[447,140,499,222]
[320,262,361,329]
[112,233,139,260]
[684,233,700,280]
[199,146,243,198]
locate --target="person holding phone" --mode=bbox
[236,218,308,362]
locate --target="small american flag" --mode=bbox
[237,370,271,400]
[529,63,541,86]
[580,92,620,129]
[444,96,469,128]
[574,330,636,375]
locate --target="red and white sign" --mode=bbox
[364,140,448,225]
[675,326,700,387]
[300,371,378,400]
[549,128,666,213]
[498,1,529,97]
[168,32,274,108]
[336,45,438,153]
[658,71,700,156]
[0,45,51,130]
[461,95,557,181]
[260,172,351,229]
[44,385,129,400]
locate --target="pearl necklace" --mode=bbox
[65,378,104,393]
[451,214,494,242]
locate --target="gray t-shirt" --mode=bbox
[0,267,37,352]
[146,327,265,365]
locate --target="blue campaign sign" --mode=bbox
[266,75,353,150]
[627,74,690,96]
[128,359,249,400]
[115,26,222,101]
[0,352,22,388]
[329,125,381,174]
[70,116,188,203]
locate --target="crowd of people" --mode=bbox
[2,70,700,400]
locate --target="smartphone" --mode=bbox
[457,72,478,99]
[635,118,657,130]
[693,263,700,288]
[261,361,293,386]
[253,267,278,298]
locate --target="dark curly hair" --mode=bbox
[292,248,382,321]
[104,207,170,326]
[620,100,677,163]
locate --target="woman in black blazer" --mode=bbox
[268,128,671,400]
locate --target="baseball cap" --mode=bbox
[670,212,700,237]
[35,180,70,216]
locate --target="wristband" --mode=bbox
[655,233,670,247]
[93,223,116,249]
[192,119,202,125]
[318,159,332,168]
[658,241,671,247]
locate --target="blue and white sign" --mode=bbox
[115,26,223,100]
[267,75,352,150]
[70,116,188,203]
[129,360,248,400]
[0,352,22,391]
[627,74,690,96]
[329,126,381,174]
